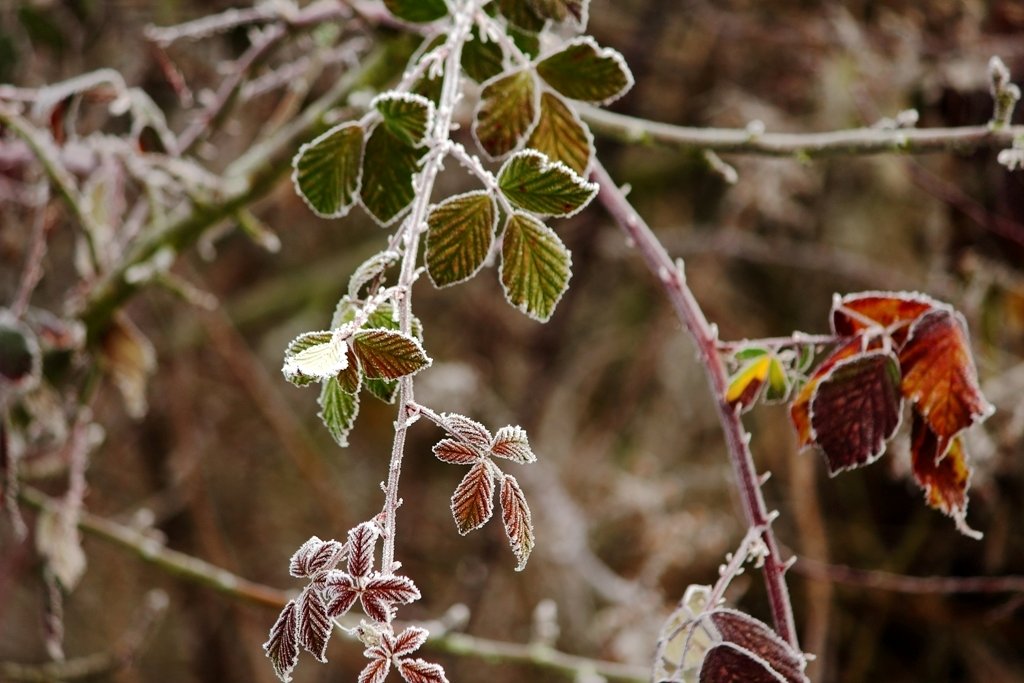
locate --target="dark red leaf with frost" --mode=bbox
[359,653,391,683]
[361,591,397,623]
[442,413,493,448]
[830,291,937,345]
[289,536,348,578]
[490,425,536,463]
[397,658,449,683]
[432,438,482,465]
[264,600,300,682]
[700,642,787,683]
[899,309,994,440]
[500,474,535,571]
[364,574,421,606]
[910,412,978,537]
[391,626,430,658]
[297,587,332,663]
[347,522,379,578]
[325,577,359,617]
[450,461,495,534]
[707,610,809,683]
[809,350,903,475]
[789,338,865,448]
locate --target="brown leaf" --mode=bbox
[500,474,535,571]
[700,642,787,683]
[264,601,300,682]
[830,291,937,345]
[910,412,979,538]
[450,461,495,535]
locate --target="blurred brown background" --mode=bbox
[1,1,1023,681]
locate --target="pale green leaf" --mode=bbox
[426,191,497,287]
[536,37,633,105]
[500,212,572,322]
[360,124,426,227]
[318,376,360,447]
[497,149,597,217]
[527,92,594,174]
[282,331,348,385]
[473,69,539,159]
[382,0,447,22]
[351,329,431,379]
[373,92,435,147]
[292,122,364,218]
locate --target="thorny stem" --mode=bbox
[380,0,478,576]
[591,160,799,649]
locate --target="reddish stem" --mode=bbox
[591,160,799,649]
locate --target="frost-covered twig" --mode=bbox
[591,160,799,649]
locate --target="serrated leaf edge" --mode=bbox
[497,148,598,218]
[426,190,499,289]
[291,122,365,219]
[499,211,573,322]
[535,35,634,106]
[371,91,437,148]
[471,68,542,162]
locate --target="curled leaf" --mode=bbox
[830,291,937,344]
[500,474,535,570]
[289,537,347,578]
[910,413,979,538]
[264,601,300,683]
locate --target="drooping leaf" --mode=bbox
[289,537,347,578]
[433,438,482,465]
[373,92,435,147]
[382,0,448,23]
[527,92,594,174]
[347,522,379,578]
[497,149,597,217]
[442,413,493,449]
[535,37,633,105]
[490,425,536,463]
[0,313,40,391]
[473,69,539,159]
[726,354,772,413]
[348,251,400,300]
[283,331,348,385]
[318,376,360,447]
[264,601,300,683]
[496,0,545,32]
[789,338,865,448]
[391,626,430,658]
[462,28,505,83]
[450,461,495,535]
[899,308,994,440]
[708,610,809,683]
[397,658,449,683]
[297,587,332,663]
[351,329,431,379]
[764,357,790,403]
[500,211,572,322]
[426,191,497,287]
[360,124,426,226]
[527,0,588,26]
[699,642,787,683]
[808,350,903,475]
[910,413,979,538]
[500,474,535,571]
[359,655,391,683]
[830,291,937,345]
[292,122,364,219]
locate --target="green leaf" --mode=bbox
[360,123,426,227]
[497,149,597,217]
[382,0,448,22]
[364,378,399,404]
[412,72,442,106]
[500,212,572,322]
[291,122,364,218]
[373,92,435,147]
[536,37,633,105]
[526,92,594,174]
[318,376,360,447]
[765,357,790,403]
[426,191,497,287]
[347,251,399,300]
[473,69,539,159]
[527,0,587,26]
[351,329,431,379]
[497,0,545,32]
[462,28,505,83]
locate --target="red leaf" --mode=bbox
[700,643,787,683]
[324,573,359,617]
[899,309,994,440]
[361,591,396,623]
[297,587,332,663]
[830,291,937,345]
[358,654,391,683]
[397,658,449,683]
[432,438,482,465]
[442,413,493,448]
[499,475,535,571]
[347,522,379,578]
[707,610,809,683]
[364,574,422,606]
[490,426,536,463]
[789,339,863,447]
[450,461,495,535]
[289,537,347,578]
[391,626,429,658]
[264,600,300,682]
[809,351,903,475]
[910,413,979,538]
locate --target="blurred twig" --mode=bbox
[794,556,1024,594]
